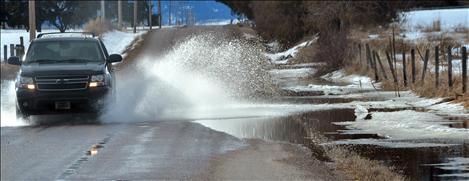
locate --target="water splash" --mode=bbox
[1,80,28,127]
[101,32,278,122]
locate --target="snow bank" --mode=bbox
[0,29,58,61]
[403,8,469,32]
[264,37,317,64]
[196,19,240,26]
[269,68,316,79]
[283,69,377,95]
[101,30,145,56]
[336,110,469,140]
[330,139,458,148]
[321,69,375,88]
[0,29,144,62]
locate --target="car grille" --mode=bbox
[35,75,89,91]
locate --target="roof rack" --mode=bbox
[36,32,96,39]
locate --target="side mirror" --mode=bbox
[7,56,21,65]
[107,54,122,63]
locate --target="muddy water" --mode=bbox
[196,98,469,181]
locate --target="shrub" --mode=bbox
[83,18,115,36]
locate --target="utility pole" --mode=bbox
[149,0,152,30]
[133,0,137,33]
[28,0,36,42]
[118,0,122,30]
[101,0,105,22]
[158,0,161,28]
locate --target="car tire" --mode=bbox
[16,106,30,120]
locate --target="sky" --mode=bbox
[152,1,236,25]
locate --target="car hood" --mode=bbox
[20,62,106,76]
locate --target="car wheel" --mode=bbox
[16,106,30,120]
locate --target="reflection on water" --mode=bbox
[196,102,469,180]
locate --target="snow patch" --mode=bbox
[269,68,316,79]
[264,37,317,64]
[337,110,469,140]
[101,30,145,56]
[329,139,458,148]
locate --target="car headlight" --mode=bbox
[18,76,35,90]
[90,74,106,87]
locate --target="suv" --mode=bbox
[7,32,122,118]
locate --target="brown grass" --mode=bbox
[304,128,406,180]
[290,44,318,64]
[419,19,441,32]
[1,63,19,81]
[83,18,115,36]
[325,146,407,181]
[345,35,469,107]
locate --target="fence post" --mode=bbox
[403,50,407,87]
[20,36,24,48]
[421,49,429,83]
[9,44,14,57]
[447,46,453,88]
[358,43,362,68]
[462,46,467,93]
[374,51,388,80]
[372,50,379,81]
[411,49,416,84]
[3,45,7,63]
[435,46,439,88]
[386,51,398,83]
[366,44,372,70]
[15,45,20,58]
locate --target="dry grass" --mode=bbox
[325,146,406,181]
[290,44,318,64]
[418,19,441,33]
[1,63,19,81]
[304,128,406,180]
[345,36,469,106]
[83,18,115,37]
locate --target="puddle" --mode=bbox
[197,108,469,180]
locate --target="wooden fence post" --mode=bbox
[403,50,407,87]
[3,45,7,62]
[358,43,362,67]
[447,46,453,88]
[411,49,416,84]
[20,36,24,48]
[9,44,14,57]
[15,45,20,58]
[421,49,429,83]
[374,51,388,80]
[435,46,439,88]
[366,44,372,70]
[386,51,398,83]
[462,46,467,93]
[372,50,379,81]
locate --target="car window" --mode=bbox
[25,40,105,63]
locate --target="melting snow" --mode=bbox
[264,37,317,64]
[336,110,469,140]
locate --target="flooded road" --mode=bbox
[197,95,469,181]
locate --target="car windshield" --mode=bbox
[25,40,104,64]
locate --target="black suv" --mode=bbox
[7,32,122,118]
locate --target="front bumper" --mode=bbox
[16,86,110,114]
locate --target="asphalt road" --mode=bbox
[1,26,343,180]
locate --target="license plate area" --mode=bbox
[55,101,71,110]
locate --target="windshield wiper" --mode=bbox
[27,59,59,64]
[61,58,94,63]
